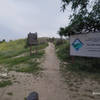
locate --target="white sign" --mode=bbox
[70,32,100,58]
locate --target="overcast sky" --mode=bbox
[0,0,71,40]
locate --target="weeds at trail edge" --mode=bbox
[0,80,12,88]
[55,41,100,78]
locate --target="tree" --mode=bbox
[61,0,89,12]
[2,39,6,42]
[60,0,100,35]
[57,27,65,39]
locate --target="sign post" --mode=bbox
[27,32,38,56]
[30,45,32,56]
[72,56,74,64]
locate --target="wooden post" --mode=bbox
[35,45,37,54]
[72,56,74,64]
[30,45,32,56]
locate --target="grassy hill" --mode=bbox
[0,38,48,74]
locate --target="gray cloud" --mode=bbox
[0,0,71,40]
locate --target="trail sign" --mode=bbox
[28,32,38,45]
[70,32,100,58]
[27,32,38,56]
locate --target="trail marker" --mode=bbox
[27,32,38,56]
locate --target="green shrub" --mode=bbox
[0,80,12,88]
[56,41,100,73]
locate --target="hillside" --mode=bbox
[0,38,48,73]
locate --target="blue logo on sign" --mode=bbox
[72,39,83,51]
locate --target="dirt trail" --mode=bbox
[37,42,70,100]
[0,43,69,100]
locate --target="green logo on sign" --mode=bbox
[72,39,83,51]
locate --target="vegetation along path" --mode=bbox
[0,42,70,100]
